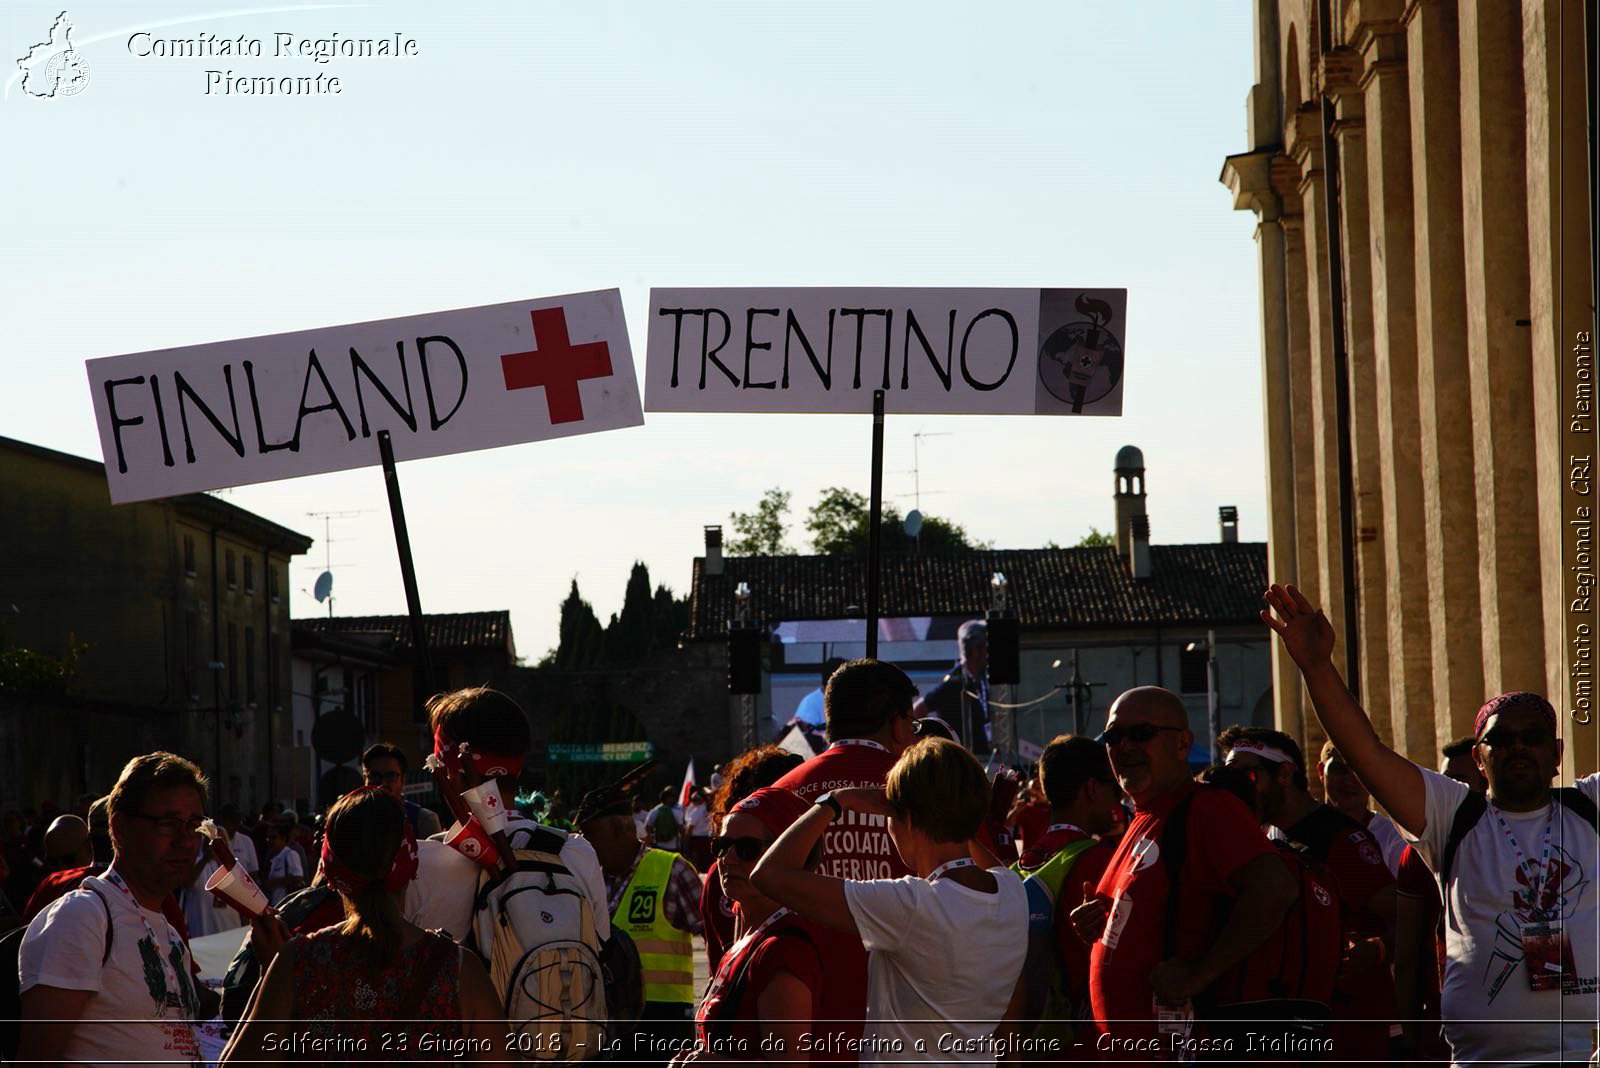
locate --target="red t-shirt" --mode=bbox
[1285,805,1398,1058]
[695,915,825,1059]
[772,740,911,1051]
[1394,843,1443,1016]
[1012,801,1052,856]
[700,859,738,973]
[1208,845,1341,1010]
[1088,783,1275,1043]
[1039,831,1115,1035]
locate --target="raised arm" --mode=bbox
[1261,584,1426,835]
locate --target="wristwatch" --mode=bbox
[815,792,843,819]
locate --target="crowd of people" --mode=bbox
[3,584,1597,1065]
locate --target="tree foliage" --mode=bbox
[542,566,689,671]
[0,641,88,694]
[804,486,987,556]
[728,488,793,555]
[1076,525,1115,548]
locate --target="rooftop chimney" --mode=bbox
[1219,506,1239,543]
[1129,514,1152,581]
[704,525,724,576]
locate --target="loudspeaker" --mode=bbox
[986,611,1020,684]
[727,625,763,694]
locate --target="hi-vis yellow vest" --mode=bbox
[613,848,694,1005]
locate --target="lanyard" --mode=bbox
[1489,803,1556,917]
[928,857,978,881]
[828,738,889,753]
[102,869,186,1016]
[1047,822,1085,836]
[707,907,794,1001]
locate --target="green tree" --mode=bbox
[603,562,657,664]
[549,579,605,669]
[728,488,793,555]
[805,486,987,555]
[1076,526,1115,548]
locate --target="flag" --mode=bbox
[679,758,696,808]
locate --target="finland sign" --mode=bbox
[644,288,1126,416]
[87,290,642,504]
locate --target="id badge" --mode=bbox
[1521,920,1573,992]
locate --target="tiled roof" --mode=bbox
[687,544,1267,639]
[293,611,515,656]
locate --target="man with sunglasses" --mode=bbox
[1263,582,1600,1065]
[1070,687,1298,1057]
[17,753,209,1064]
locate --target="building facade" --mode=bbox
[1220,0,1596,776]
[0,436,312,809]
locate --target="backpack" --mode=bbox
[469,824,607,1061]
[652,805,679,844]
[1012,838,1101,1047]
[1,885,112,1061]
[1438,786,1599,889]
[220,883,343,1025]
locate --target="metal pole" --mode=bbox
[1206,629,1220,762]
[1070,650,1085,737]
[378,431,433,716]
[1318,0,1360,696]
[866,390,885,659]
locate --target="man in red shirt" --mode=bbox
[1070,687,1297,1061]
[1222,725,1399,1062]
[772,658,916,1058]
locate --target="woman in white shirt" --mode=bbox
[752,738,1028,1064]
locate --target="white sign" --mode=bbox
[87,291,642,504]
[644,287,1126,416]
[1018,738,1044,763]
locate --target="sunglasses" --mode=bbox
[1101,723,1184,747]
[1478,726,1552,749]
[710,835,767,861]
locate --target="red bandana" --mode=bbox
[320,787,419,896]
[432,727,526,780]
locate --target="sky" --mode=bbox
[2,1,1265,663]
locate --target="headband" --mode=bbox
[1225,739,1296,766]
[319,788,419,896]
[1473,691,1557,741]
[433,726,526,780]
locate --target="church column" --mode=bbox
[1405,0,1483,746]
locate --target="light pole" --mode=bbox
[1186,632,1220,761]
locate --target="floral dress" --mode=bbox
[290,927,463,1059]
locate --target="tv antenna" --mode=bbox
[304,510,369,618]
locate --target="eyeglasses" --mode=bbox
[710,836,767,861]
[129,814,205,839]
[1101,723,1184,747]
[365,771,404,784]
[1479,726,1552,749]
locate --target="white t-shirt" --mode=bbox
[683,802,711,838]
[1362,811,1406,876]
[19,870,202,1064]
[405,813,610,943]
[1401,768,1600,1065]
[230,830,260,879]
[267,845,304,906]
[843,867,1028,1064]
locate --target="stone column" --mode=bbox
[1354,0,1437,759]
[1522,0,1597,777]
[1405,0,1483,748]
[1221,147,1304,743]
[1289,103,1351,706]
[1459,2,1545,699]
[1321,41,1396,747]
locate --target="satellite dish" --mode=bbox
[313,570,333,602]
[904,509,923,537]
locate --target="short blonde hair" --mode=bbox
[884,738,989,843]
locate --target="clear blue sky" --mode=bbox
[3,1,1263,661]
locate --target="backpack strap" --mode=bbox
[705,925,817,1044]
[1159,787,1203,961]
[84,885,114,966]
[1437,789,1487,892]
[1555,786,1600,831]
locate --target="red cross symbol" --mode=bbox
[499,307,613,424]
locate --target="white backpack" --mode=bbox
[470,824,607,1061]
